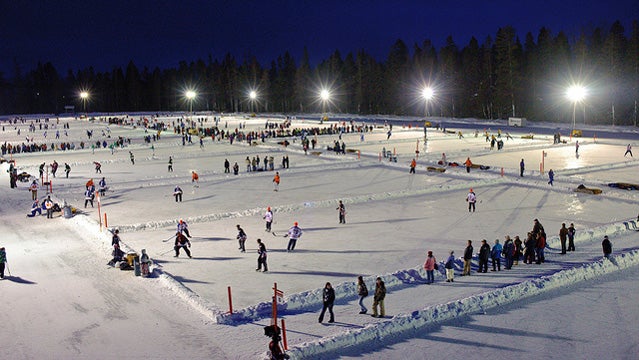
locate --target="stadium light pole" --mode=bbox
[249,90,257,113]
[185,90,197,118]
[566,85,586,133]
[421,87,434,117]
[320,89,330,123]
[80,91,89,114]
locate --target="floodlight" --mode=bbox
[566,85,586,102]
[422,87,434,100]
[320,89,330,101]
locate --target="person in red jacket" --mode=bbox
[423,251,437,284]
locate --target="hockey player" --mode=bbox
[98,177,107,196]
[29,180,39,201]
[263,207,273,232]
[336,200,346,224]
[27,199,42,217]
[273,172,280,191]
[285,222,303,252]
[466,188,476,212]
[177,219,192,238]
[84,186,95,208]
[256,239,268,272]
[236,224,247,252]
[173,185,183,202]
[174,232,192,258]
[44,196,54,218]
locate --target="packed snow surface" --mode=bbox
[1,113,638,359]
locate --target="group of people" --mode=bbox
[319,276,387,324]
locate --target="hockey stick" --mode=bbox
[5,262,11,276]
[272,232,288,238]
[159,248,175,256]
[162,234,175,242]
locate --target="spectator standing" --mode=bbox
[514,235,523,265]
[491,239,502,271]
[444,251,455,282]
[502,236,514,270]
[423,251,437,284]
[318,282,335,323]
[478,239,490,273]
[567,223,576,252]
[462,240,473,276]
[372,277,386,318]
[602,235,612,258]
[356,276,368,314]
[559,223,568,254]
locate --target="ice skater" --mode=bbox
[273,172,280,191]
[548,169,554,186]
[174,232,192,258]
[177,219,192,238]
[336,200,346,224]
[624,144,633,157]
[236,224,247,252]
[466,188,476,212]
[256,239,268,272]
[285,222,303,251]
[263,207,273,232]
[173,185,183,202]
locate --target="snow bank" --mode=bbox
[285,249,639,359]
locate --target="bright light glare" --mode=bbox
[80,91,89,99]
[320,89,330,101]
[249,90,257,100]
[566,85,586,102]
[422,87,434,100]
[185,90,197,100]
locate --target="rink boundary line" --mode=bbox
[285,248,639,359]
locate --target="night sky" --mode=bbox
[1,0,637,76]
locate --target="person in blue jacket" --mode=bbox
[27,199,42,217]
[491,239,502,271]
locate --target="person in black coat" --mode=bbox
[174,232,192,258]
[256,239,268,272]
[602,235,612,258]
[318,282,335,323]
[462,240,473,276]
[478,239,491,273]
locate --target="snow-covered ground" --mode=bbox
[1,113,638,359]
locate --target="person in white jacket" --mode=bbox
[466,188,477,212]
[285,222,303,252]
[263,207,273,232]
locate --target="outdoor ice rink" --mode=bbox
[2,114,638,359]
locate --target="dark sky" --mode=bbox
[1,0,637,76]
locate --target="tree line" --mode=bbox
[1,20,637,126]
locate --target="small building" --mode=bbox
[508,117,526,127]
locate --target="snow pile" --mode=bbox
[286,249,639,359]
